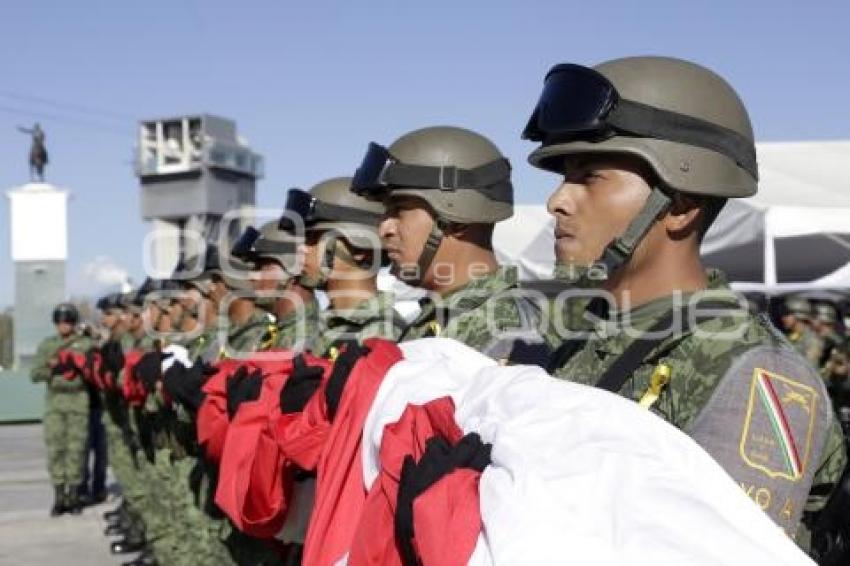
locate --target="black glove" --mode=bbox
[325,341,370,421]
[280,355,324,414]
[63,353,83,380]
[226,366,263,420]
[135,351,171,393]
[395,433,492,566]
[163,360,216,413]
[50,359,66,376]
[101,340,125,375]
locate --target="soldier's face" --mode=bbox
[781,314,799,331]
[168,302,183,323]
[178,287,200,311]
[101,311,118,329]
[55,322,74,336]
[128,311,143,331]
[379,196,434,278]
[301,231,325,281]
[252,259,287,292]
[547,155,654,266]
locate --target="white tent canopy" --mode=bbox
[703,141,850,291]
[494,204,556,281]
[493,141,850,291]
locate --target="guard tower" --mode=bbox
[136,114,263,275]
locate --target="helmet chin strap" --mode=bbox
[396,217,448,287]
[599,186,671,275]
[553,187,671,285]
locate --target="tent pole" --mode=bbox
[764,209,777,289]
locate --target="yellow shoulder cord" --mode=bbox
[328,346,340,362]
[638,363,672,410]
[259,323,279,351]
[427,320,442,337]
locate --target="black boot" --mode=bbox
[66,486,83,515]
[103,500,126,521]
[50,485,66,517]
[121,548,157,566]
[91,490,109,505]
[111,532,146,554]
[106,506,130,528]
[104,522,126,536]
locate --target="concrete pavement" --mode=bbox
[0,423,126,566]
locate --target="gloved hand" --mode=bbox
[50,358,66,376]
[395,433,492,566]
[101,340,125,376]
[279,354,325,414]
[134,350,172,394]
[53,351,85,381]
[163,360,216,413]
[325,341,371,421]
[226,366,263,419]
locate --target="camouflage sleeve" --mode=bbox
[795,415,847,549]
[803,333,823,367]
[229,324,269,355]
[29,337,56,383]
[805,416,847,513]
[358,311,406,344]
[450,299,550,365]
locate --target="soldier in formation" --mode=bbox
[33,54,850,565]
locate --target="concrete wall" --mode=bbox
[14,260,65,368]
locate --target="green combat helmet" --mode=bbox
[814,302,838,325]
[230,220,300,306]
[279,176,385,289]
[189,243,255,293]
[523,56,758,275]
[53,303,79,325]
[351,126,514,284]
[785,295,813,320]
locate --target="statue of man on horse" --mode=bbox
[17,122,49,182]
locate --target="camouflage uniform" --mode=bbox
[99,330,136,503]
[98,329,152,551]
[553,272,846,540]
[312,292,404,356]
[226,308,277,357]
[274,297,321,352]
[401,266,550,362]
[155,324,238,566]
[30,332,93,489]
[216,309,283,566]
[788,326,824,368]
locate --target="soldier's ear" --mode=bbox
[663,193,702,240]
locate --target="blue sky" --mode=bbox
[1,0,848,306]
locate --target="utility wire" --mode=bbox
[0,89,134,122]
[0,104,132,137]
